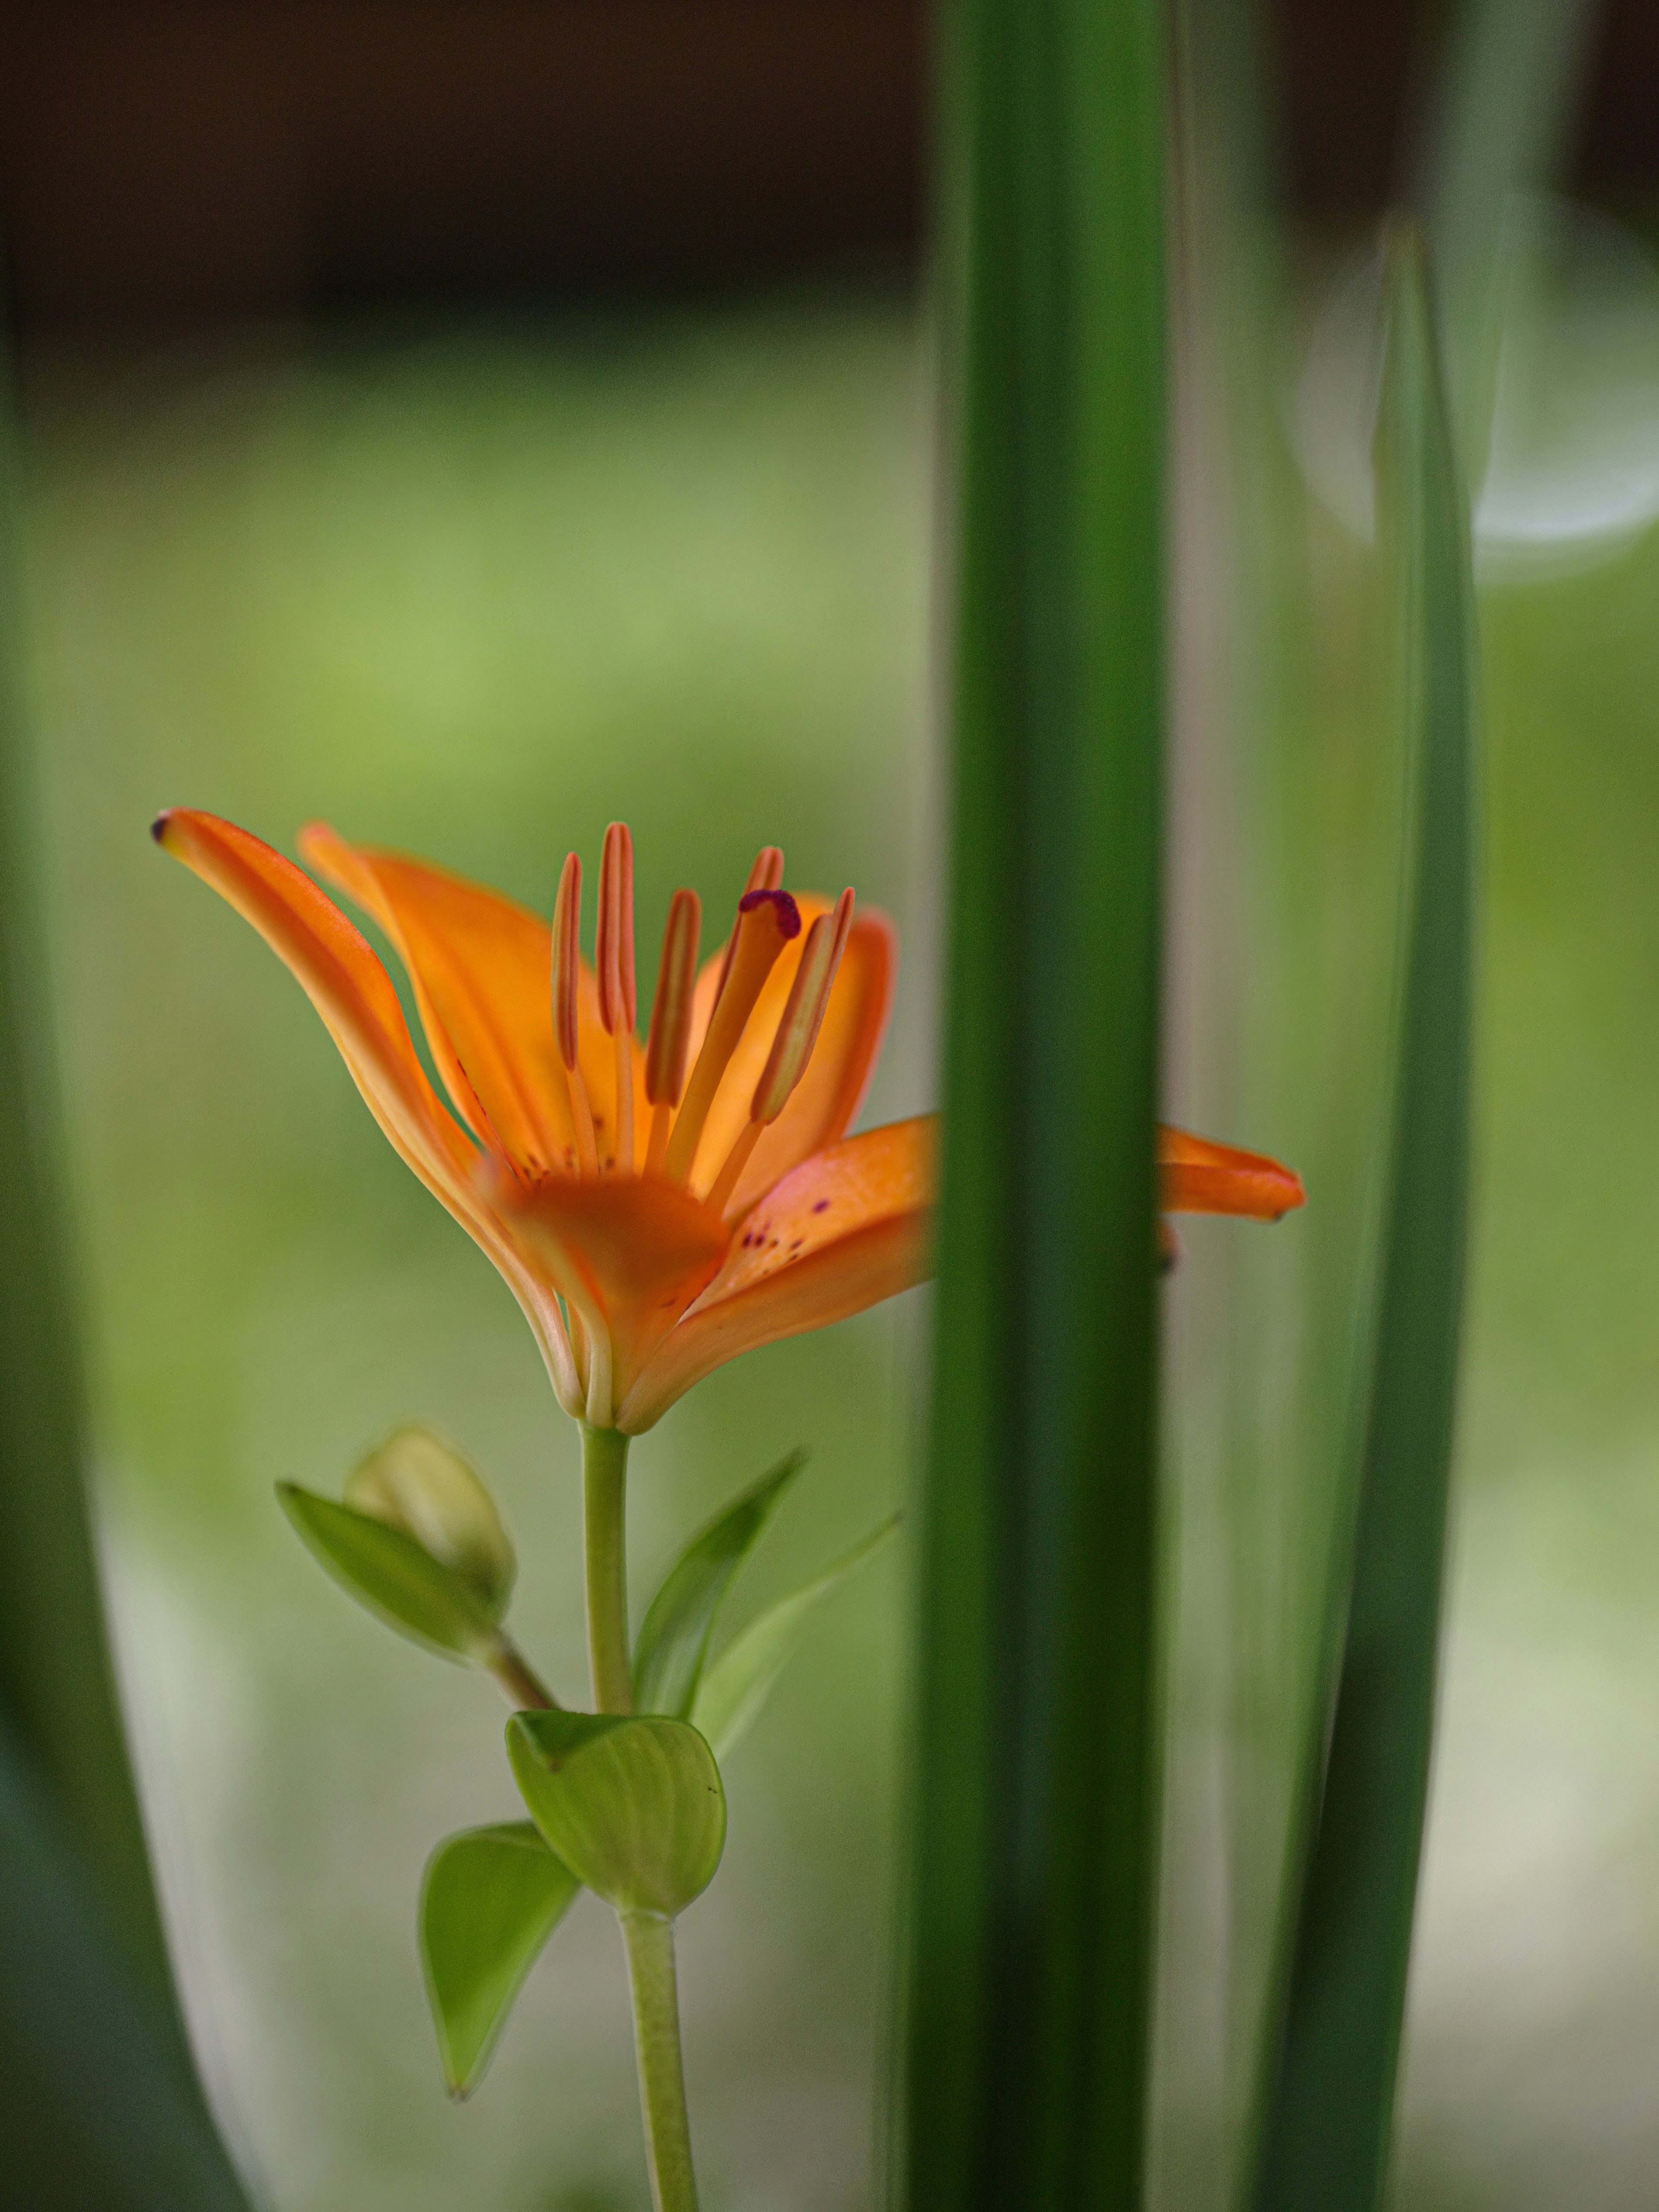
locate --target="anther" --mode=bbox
[596,823,637,1173]
[596,823,636,1037]
[553,852,582,1070]
[704,891,854,1215]
[644,888,701,1173]
[551,850,597,1174]
[663,887,800,1185]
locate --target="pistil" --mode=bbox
[663,888,801,1186]
[712,845,783,1004]
[703,891,854,1215]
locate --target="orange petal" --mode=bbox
[493,1171,731,1416]
[155,811,478,1194]
[156,810,586,1411]
[685,900,896,1214]
[299,826,646,1177]
[1158,1126,1305,1220]
[618,1115,934,1432]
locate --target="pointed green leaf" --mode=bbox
[1254,231,1476,2212]
[345,1426,515,1616]
[632,1451,805,1719]
[906,0,1166,2199]
[1418,0,1599,473]
[419,1821,579,2098]
[277,1484,500,1661]
[692,1515,899,1763]
[507,1711,725,1918]
[0,1719,255,2208]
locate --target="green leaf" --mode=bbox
[632,1450,805,1719]
[1417,0,1599,472]
[345,1425,515,1616]
[691,1515,899,1763]
[277,1484,501,1661]
[419,1821,580,2098]
[905,0,1167,2203]
[1253,231,1476,2212]
[0,1717,252,2208]
[0,329,245,2193]
[507,1711,725,1918]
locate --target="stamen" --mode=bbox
[703,1120,763,1217]
[597,824,637,1172]
[702,891,854,1216]
[663,888,800,1185]
[750,890,853,1124]
[713,845,784,1003]
[645,896,700,1092]
[596,823,637,1034]
[552,850,597,1175]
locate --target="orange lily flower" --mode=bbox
[152,810,1303,1433]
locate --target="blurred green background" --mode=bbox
[25,292,930,2212]
[13,3,1659,2204]
[21,259,1659,2211]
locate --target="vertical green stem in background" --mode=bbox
[1412,0,1599,476]
[905,0,1166,2206]
[0,389,175,2010]
[0,315,251,2203]
[622,1910,700,2212]
[582,1423,633,1715]
[1253,231,1476,2212]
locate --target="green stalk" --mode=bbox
[904,0,1166,2205]
[481,1634,558,1712]
[621,1910,700,2212]
[0,279,251,2201]
[1252,230,1476,2212]
[581,1423,634,1715]
[579,1423,700,2209]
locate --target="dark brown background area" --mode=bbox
[1,0,1656,335]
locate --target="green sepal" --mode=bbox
[345,1425,515,1616]
[632,1450,805,1719]
[693,1514,900,1762]
[276,1484,500,1661]
[507,1710,726,1918]
[419,1821,580,2098]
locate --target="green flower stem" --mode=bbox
[580,1426,700,2209]
[621,1910,699,2212]
[581,1423,634,1715]
[481,1634,557,1712]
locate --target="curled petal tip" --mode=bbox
[1158,1126,1307,1222]
[1271,1169,1307,1219]
[150,810,175,845]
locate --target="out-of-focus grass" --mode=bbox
[1395,527,1659,2212]
[25,290,928,2212]
[23,274,1659,2212]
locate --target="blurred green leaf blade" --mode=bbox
[0,1719,252,2208]
[905,0,1166,2198]
[632,1450,804,1720]
[278,1482,502,1660]
[346,1425,515,1617]
[1254,227,1476,2212]
[507,1711,725,1918]
[420,1821,579,2098]
[692,1513,899,1762]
